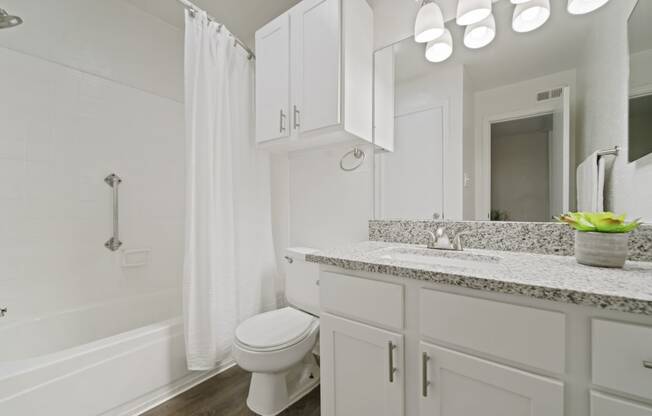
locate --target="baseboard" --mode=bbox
[108,359,236,416]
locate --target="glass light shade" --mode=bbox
[567,0,610,15]
[464,14,496,49]
[510,0,532,4]
[512,0,550,33]
[456,0,492,26]
[414,2,445,43]
[425,29,453,63]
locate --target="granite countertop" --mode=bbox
[305,241,652,315]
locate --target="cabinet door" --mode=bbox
[255,13,290,143]
[420,342,563,416]
[290,0,340,135]
[320,313,404,416]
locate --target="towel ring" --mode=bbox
[340,147,365,172]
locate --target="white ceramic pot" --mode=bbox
[574,231,629,268]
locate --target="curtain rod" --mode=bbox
[176,0,255,60]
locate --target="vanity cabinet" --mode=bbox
[254,0,373,149]
[320,313,404,416]
[420,343,563,416]
[318,268,652,416]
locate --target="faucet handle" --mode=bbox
[452,231,472,251]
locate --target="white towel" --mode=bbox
[576,151,605,212]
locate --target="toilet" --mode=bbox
[232,247,321,416]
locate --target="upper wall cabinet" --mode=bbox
[255,0,373,150]
[255,14,291,143]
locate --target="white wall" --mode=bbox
[286,143,374,249]
[576,0,652,222]
[0,1,185,320]
[630,49,652,92]
[473,69,577,219]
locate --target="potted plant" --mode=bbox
[557,212,641,268]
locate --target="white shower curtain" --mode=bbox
[183,10,278,370]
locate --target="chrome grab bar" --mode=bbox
[104,173,123,251]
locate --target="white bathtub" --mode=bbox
[0,289,226,416]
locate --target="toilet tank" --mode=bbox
[285,247,320,316]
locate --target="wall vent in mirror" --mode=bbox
[536,88,563,102]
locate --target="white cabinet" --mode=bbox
[591,391,652,416]
[290,0,340,135]
[592,319,652,401]
[254,0,373,150]
[320,313,404,416]
[254,13,290,143]
[419,343,564,416]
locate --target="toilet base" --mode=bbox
[246,353,320,416]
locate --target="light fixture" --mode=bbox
[0,8,23,29]
[414,1,445,43]
[425,29,453,63]
[512,0,550,33]
[456,0,492,26]
[510,0,532,4]
[464,14,496,49]
[567,0,610,15]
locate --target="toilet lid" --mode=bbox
[236,307,318,351]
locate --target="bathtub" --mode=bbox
[0,289,228,415]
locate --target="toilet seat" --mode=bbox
[235,307,318,352]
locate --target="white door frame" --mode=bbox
[480,104,560,221]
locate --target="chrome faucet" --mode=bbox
[426,228,471,251]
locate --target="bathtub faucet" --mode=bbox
[0,307,7,317]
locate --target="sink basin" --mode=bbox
[373,247,502,271]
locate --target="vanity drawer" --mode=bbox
[592,319,652,401]
[420,289,565,373]
[320,272,404,330]
[591,391,652,416]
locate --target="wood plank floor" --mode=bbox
[142,365,320,416]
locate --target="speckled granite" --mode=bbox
[368,220,652,262]
[306,241,652,315]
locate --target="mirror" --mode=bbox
[373,0,649,222]
[628,1,652,163]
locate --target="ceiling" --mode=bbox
[124,0,301,47]
[395,0,620,91]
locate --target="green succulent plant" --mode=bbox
[556,212,642,233]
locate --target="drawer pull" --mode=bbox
[644,361,652,369]
[388,341,397,383]
[422,352,431,397]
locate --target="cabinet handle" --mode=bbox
[279,109,286,133]
[644,361,652,369]
[293,105,301,129]
[422,352,430,397]
[388,341,397,383]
